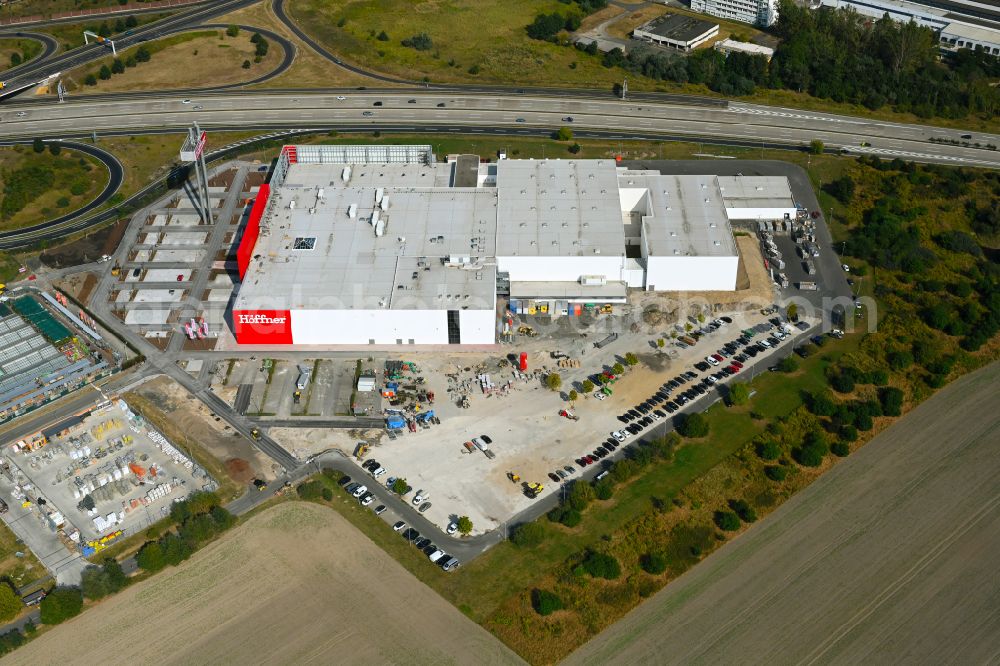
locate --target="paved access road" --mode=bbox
[2,92,998,168]
[567,361,1000,665]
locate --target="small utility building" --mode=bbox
[632,13,720,51]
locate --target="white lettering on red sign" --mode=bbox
[238,313,287,325]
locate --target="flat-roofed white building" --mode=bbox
[691,0,779,27]
[633,13,720,51]
[714,38,775,60]
[231,146,796,345]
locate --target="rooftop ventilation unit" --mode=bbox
[342,167,351,183]
[375,187,385,204]
[347,203,357,218]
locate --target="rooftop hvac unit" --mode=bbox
[342,167,351,183]
[371,210,380,228]
[580,275,607,286]
[375,219,386,237]
[289,200,296,209]
[347,203,357,219]
[375,187,385,204]
[317,187,325,199]
[380,195,389,211]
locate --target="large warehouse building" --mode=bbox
[231,145,795,346]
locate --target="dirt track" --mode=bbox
[11,503,523,665]
[568,361,1000,665]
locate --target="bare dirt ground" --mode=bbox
[132,376,279,486]
[9,503,523,666]
[567,361,1000,665]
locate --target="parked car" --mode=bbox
[393,521,406,532]
[412,490,428,505]
[360,493,374,506]
[337,476,351,486]
[446,522,458,535]
[419,502,432,513]
[374,505,386,515]
[352,485,368,498]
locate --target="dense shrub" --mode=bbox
[831,441,850,457]
[755,440,781,461]
[511,521,545,547]
[401,32,433,50]
[713,510,741,531]
[0,584,20,622]
[296,480,324,500]
[879,387,905,416]
[839,424,858,442]
[39,586,83,625]
[793,430,829,467]
[531,588,564,616]
[594,481,613,500]
[640,552,668,575]
[777,356,799,372]
[764,465,788,481]
[728,499,757,523]
[582,551,621,579]
[677,412,709,438]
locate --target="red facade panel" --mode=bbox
[232,309,293,344]
[236,183,270,280]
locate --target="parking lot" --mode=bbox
[1,400,215,551]
[291,308,816,535]
[214,357,367,419]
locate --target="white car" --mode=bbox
[360,493,374,506]
[759,339,772,348]
[336,95,347,100]
[373,467,386,478]
[16,111,27,117]
[713,318,725,327]
[446,522,458,535]
[611,430,626,442]
[471,437,488,451]
[616,429,631,441]
[842,264,850,272]
[651,411,662,421]
[352,484,367,498]
[412,490,427,505]
[393,521,406,532]
[593,391,606,400]
[705,356,720,366]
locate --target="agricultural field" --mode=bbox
[0,0,135,19]
[62,28,280,93]
[0,144,107,231]
[7,503,522,665]
[567,361,1000,664]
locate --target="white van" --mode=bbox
[428,550,446,563]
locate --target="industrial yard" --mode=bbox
[0,399,214,562]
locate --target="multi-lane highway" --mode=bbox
[2,90,998,167]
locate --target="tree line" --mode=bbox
[563,0,1000,121]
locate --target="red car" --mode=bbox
[712,353,724,362]
[176,274,184,281]
[731,361,744,369]
[585,455,597,464]
[728,365,740,373]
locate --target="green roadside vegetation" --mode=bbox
[0,520,45,591]
[0,143,108,231]
[65,28,278,93]
[1,37,43,68]
[0,0,143,20]
[32,12,171,52]
[285,0,999,133]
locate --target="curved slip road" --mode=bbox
[567,360,1000,665]
[0,31,58,77]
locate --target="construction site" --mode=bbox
[1,399,214,559]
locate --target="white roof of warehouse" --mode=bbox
[495,159,625,258]
[620,172,738,258]
[235,162,498,311]
[717,176,795,212]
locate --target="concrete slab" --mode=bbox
[211,274,235,287]
[134,249,152,262]
[143,268,191,282]
[159,231,209,245]
[186,359,204,373]
[115,290,132,303]
[141,233,159,245]
[151,249,204,263]
[167,214,201,227]
[207,289,231,303]
[263,362,295,416]
[152,214,167,225]
[133,289,182,304]
[124,309,170,326]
